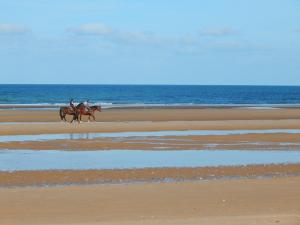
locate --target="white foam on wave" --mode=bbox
[1,103,300,109]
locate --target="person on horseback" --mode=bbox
[83,99,91,113]
[70,99,76,110]
[69,99,79,122]
[59,99,79,123]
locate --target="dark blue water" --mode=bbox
[1,84,300,106]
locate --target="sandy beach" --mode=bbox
[1,176,300,225]
[0,107,300,225]
[2,0,300,223]
[1,108,300,151]
[2,107,300,123]
[2,108,300,136]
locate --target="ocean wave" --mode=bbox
[1,103,300,110]
[0,102,114,107]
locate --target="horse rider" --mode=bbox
[84,99,91,113]
[70,99,76,111]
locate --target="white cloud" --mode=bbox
[67,23,113,36]
[117,31,163,44]
[0,24,29,35]
[67,23,268,54]
[68,23,164,45]
[199,27,236,36]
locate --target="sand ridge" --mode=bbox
[0,164,299,187]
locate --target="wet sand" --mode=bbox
[1,108,300,151]
[4,119,300,135]
[1,133,300,150]
[3,120,300,136]
[2,107,300,122]
[0,164,299,187]
[1,176,300,225]
[2,108,300,151]
[2,108,300,136]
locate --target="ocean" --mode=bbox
[1,84,300,108]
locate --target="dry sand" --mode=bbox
[1,176,300,225]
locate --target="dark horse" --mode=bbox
[76,103,102,122]
[59,106,79,123]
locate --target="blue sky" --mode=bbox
[0,0,299,85]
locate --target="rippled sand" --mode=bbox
[1,177,300,225]
[0,164,299,187]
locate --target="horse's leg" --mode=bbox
[79,114,82,123]
[64,112,68,122]
[60,110,66,122]
[70,111,77,123]
[70,114,74,123]
[92,113,96,121]
[88,114,90,123]
[72,112,78,124]
[60,114,64,122]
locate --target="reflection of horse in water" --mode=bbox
[59,103,101,123]
[76,103,102,122]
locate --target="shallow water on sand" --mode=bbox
[0,149,300,171]
[1,129,300,143]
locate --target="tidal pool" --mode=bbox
[0,149,299,171]
[1,129,300,143]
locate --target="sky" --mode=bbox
[0,0,299,85]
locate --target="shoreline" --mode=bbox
[2,103,300,110]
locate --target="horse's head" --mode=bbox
[95,105,102,112]
[90,105,101,112]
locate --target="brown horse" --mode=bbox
[59,106,79,123]
[76,103,101,122]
